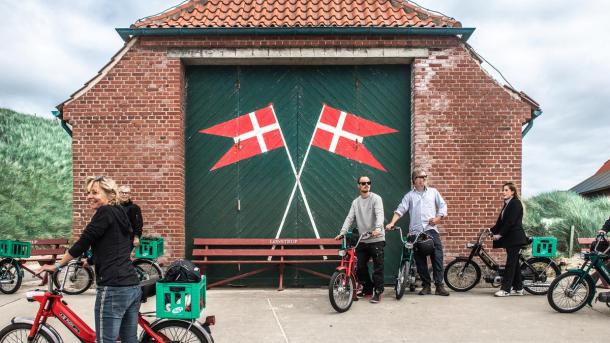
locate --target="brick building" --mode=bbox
[58,0,540,285]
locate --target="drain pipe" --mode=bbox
[522,109,542,138]
[52,110,72,137]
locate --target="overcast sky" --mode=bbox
[1,0,608,197]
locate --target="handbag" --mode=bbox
[414,232,435,256]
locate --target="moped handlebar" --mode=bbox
[341,230,376,249]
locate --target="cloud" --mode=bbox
[1,0,608,197]
[0,0,170,116]
[414,0,610,196]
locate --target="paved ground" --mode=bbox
[1,276,609,343]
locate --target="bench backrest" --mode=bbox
[30,238,69,256]
[192,238,341,260]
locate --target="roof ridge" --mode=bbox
[132,0,462,29]
[594,159,610,175]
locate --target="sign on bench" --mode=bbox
[192,238,341,290]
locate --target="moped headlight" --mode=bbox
[466,243,474,248]
[338,250,346,257]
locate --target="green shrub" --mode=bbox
[0,108,71,239]
[523,191,610,253]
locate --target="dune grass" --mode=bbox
[523,191,610,253]
[0,108,72,239]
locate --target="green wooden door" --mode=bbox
[185,65,411,286]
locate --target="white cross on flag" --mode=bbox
[311,104,397,171]
[199,104,284,170]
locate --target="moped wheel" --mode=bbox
[395,261,409,300]
[444,259,481,292]
[547,270,592,313]
[0,259,22,294]
[521,257,561,295]
[329,271,355,313]
[141,319,213,343]
[0,323,54,343]
[133,259,163,281]
[53,263,94,295]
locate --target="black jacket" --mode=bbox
[69,205,140,286]
[121,200,143,239]
[491,198,528,249]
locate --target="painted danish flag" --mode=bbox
[200,105,284,170]
[312,104,398,172]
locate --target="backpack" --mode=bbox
[161,259,202,283]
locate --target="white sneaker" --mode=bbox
[494,290,510,297]
[510,289,525,296]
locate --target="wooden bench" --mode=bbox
[19,238,69,285]
[192,238,342,290]
[577,237,596,252]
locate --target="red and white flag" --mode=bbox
[199,105,284,171]
[311,104,397,172]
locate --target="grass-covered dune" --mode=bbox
[524,190,610,254]
[0,108,72,239]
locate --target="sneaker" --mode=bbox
[370,292,381,303]
[356,290,373,298]
[418,286,432,295]
[494,290,510,297]
[435,285,450,296]
[510,289,525,296]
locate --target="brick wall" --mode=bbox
[62,35,532,261]
[411,45,531,260]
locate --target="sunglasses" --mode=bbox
[358,181,372,186]
[415,175,428,179]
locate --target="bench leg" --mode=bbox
[278,264,285,291]
[37,261,50,286]
[19,264,45,282]
[206,267,274,289]
[291,266,333,280]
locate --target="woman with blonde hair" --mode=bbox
[490,182,528,297]
[38,176,141,342]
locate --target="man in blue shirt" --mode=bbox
[386,168,449,296]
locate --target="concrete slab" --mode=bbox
[1,281,609,343]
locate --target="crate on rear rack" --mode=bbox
[531,237,557,258]
[0,240,31,258]
[156,277,206,319]
[134,236,164,259]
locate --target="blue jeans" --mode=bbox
[95,285,142,343]
[414,229,445,287]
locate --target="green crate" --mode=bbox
[156,277,206,319]
[531,236,557,258]
[0,240,31,258]
[135,237,164,259]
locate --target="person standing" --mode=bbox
[599,216,610,235]
[334,176,385,303]
[39,176,141,342]
[386,168,450,296]
[490,182,529,297]
[119,185,144,247]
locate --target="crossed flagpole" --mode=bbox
[200,103,397,241]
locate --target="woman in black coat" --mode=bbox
[491,182,528,297]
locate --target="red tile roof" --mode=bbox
[595,159,610,176]
[133,0,461,29]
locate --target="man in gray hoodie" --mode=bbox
[335,176,385,303]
